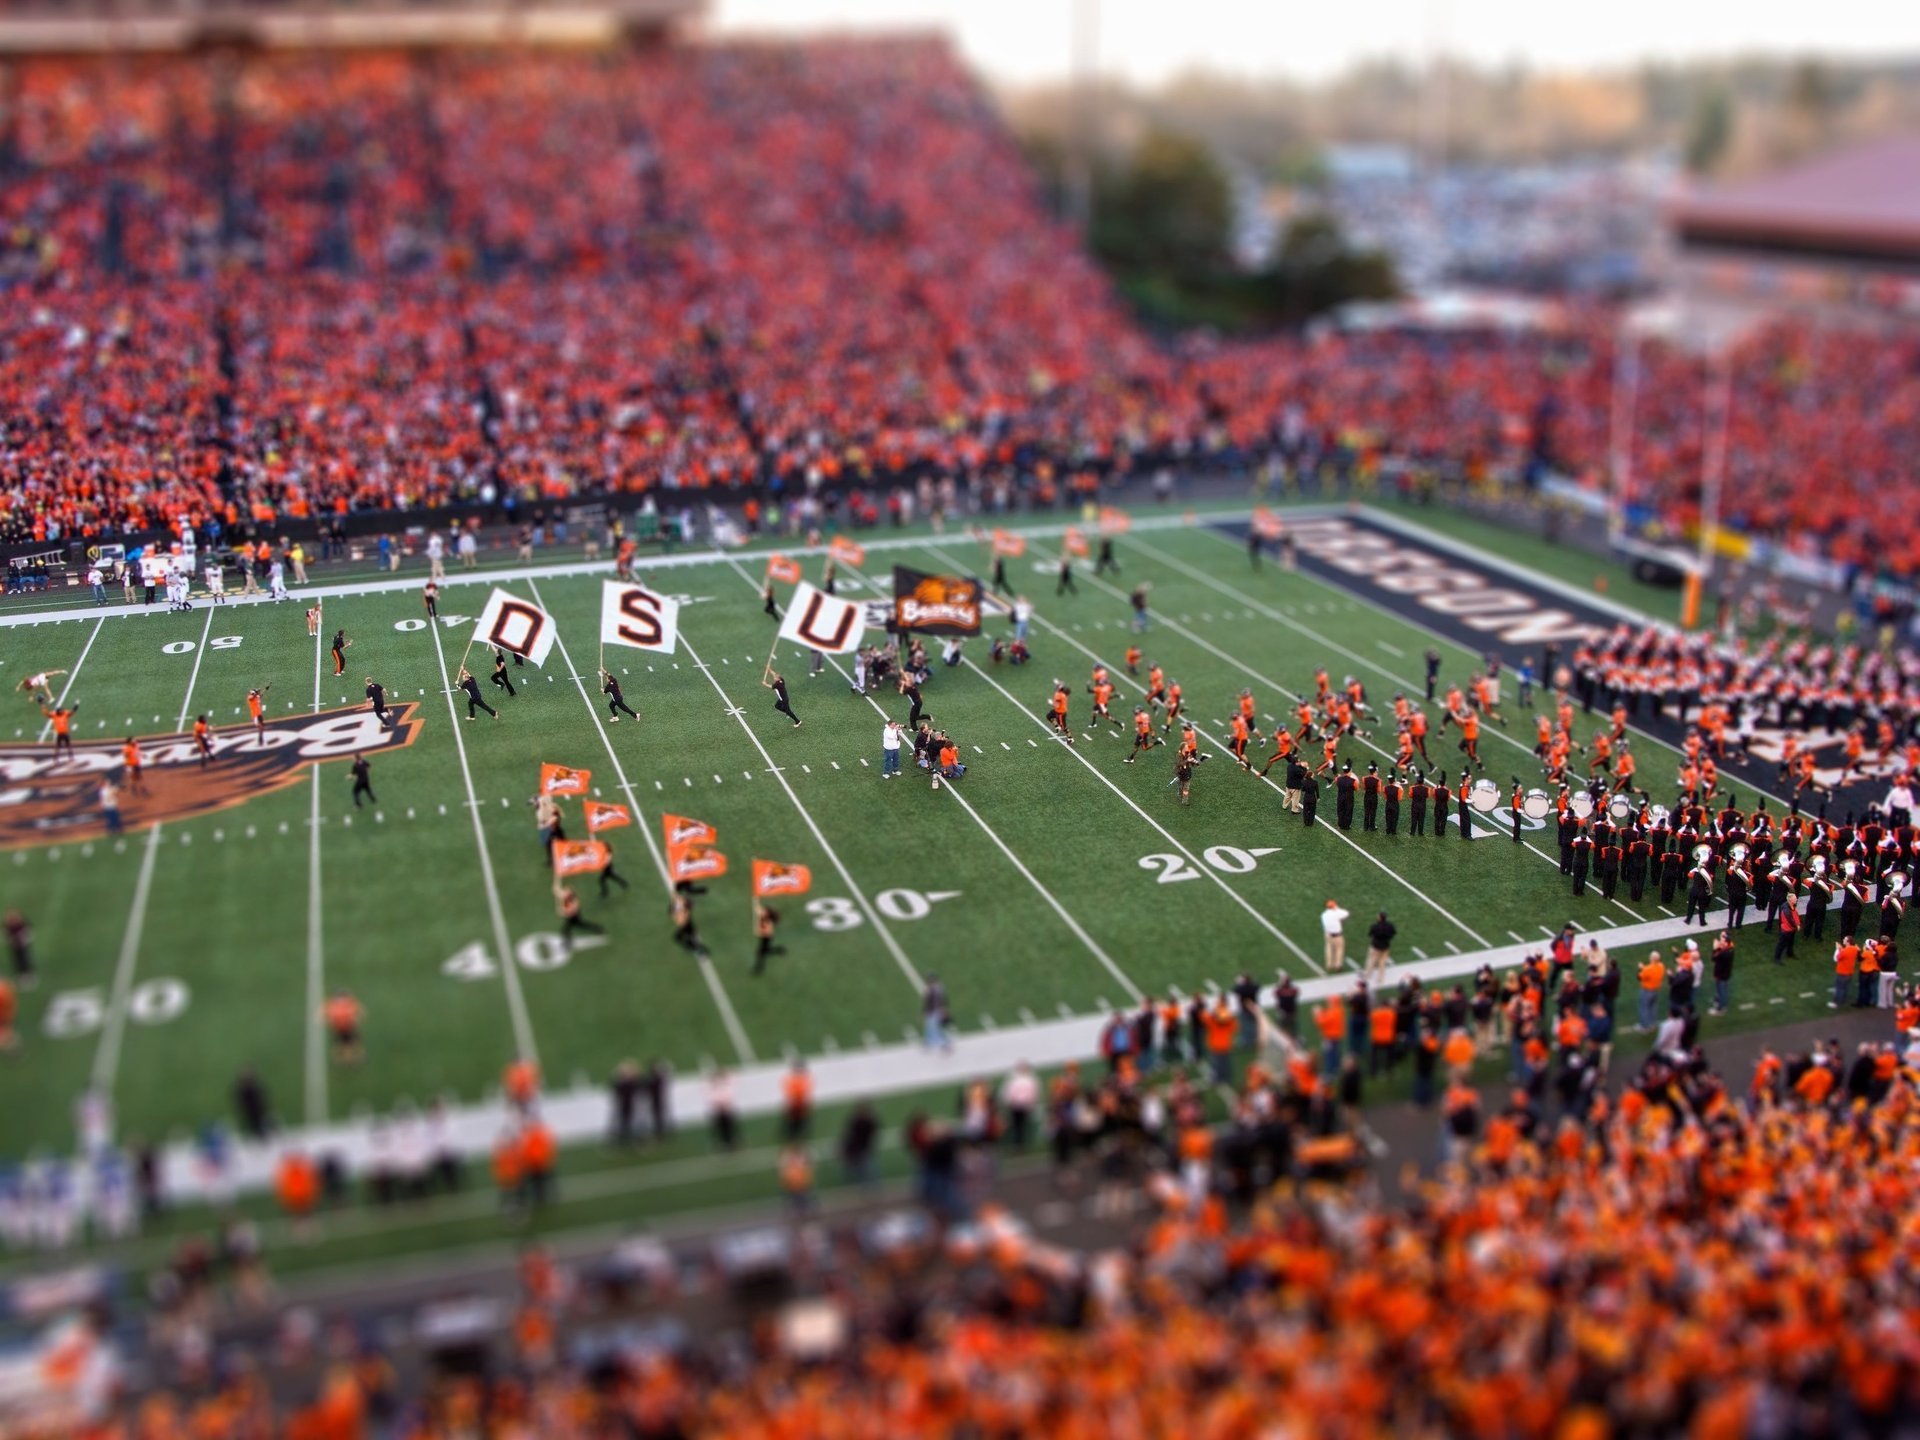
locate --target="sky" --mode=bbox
[711,1,1920,86]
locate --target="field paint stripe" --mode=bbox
[528,581,755,1066]
[725,554,1143,999]
[92,605,214,1101]
[681,628,925,996]
[427,615,539,1065]
[0,512,1218,632]
[305,616,328,1126]
[988,546,1489,950]
[1193,524,1803,813]
[964,649,1319,969]
[1122,534,1612,912]
[35,614,105,741]
[1376,640,1405,657]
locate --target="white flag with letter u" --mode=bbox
[776,582,866,654]
[473,588,558,667]
[600,582,680,654]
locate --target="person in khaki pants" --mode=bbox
[1321,900,1351,971]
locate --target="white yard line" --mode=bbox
[34,614,104,741]
[955,544,1490,950]
[527,580,757,1066]
[427,615,540,1064]
[1188,522,1802,814]
[734,555,1146,1004]
[304,619,329,1127]
[678,629,926,996]
[1131,532,1669,923]
[957,651,1320,969]
[91,605,214,1099]
[0,512,1217,632]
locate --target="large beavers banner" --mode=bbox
[891,567,983,637]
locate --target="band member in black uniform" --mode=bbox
[603,669,638,722]
[1626,833,1653,903]
[1510,781,1524,844]
[1838,874,1866,939]
[1728,864,1758,929]
[1361,763,1381,832]
[1457,776,1472,840]
[1659,845,1686,907]
[1763,865,1793,931]
[1804,867,1832,940]
[1383,771,1402,835]
[1423,648,1441,702]
[990,551,1011,596]
[1299,770,1320,828]
[491,649,518,699]
[1685,859,1715,925]
[1334,764,1357,831]
[1569,826,1593,897]
[331,627,350,677]
[1881,889,1905,942]
[1408,773,1428,836]
[1558,801,1577,874]
[458,666,498,720]
[1430,772,1449,840]
[1597,837,1622,900]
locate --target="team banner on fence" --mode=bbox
[584,800,631,834]
[777,582,866,653]
[765,554,802,584]
[752,859,813,897]
[599,582,680,654]
[828,535,867,567]
[539,763,592,797]
[892,567,983,637]
[473,588,558,667]
[552,839,611,877]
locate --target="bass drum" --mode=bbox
[1469,778,1501,813]
[1521,789,1552,821]
[1569,791,1595,820]
[1607,795,1634,823]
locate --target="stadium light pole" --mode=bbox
[1067,0,1099,232]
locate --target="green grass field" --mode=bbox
[0,502,1830,1172]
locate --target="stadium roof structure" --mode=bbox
[1671,136,1920,266]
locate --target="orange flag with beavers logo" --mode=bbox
[766,555,802,584]
[552,839,611,876]
[539,763,592,797]
[752,860,813,898]
[584,800,630,834]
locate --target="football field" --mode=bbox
[0,504,1834,1162]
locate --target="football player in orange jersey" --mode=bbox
[1124,706,1163,764]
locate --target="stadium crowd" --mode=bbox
[37,963,1920,1438]
[3,44,1918,580]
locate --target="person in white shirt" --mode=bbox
[999,1062,1039,1149]
[426,531,446,581]
[1320,899,1351,970]
[268,559,288,602]
[1887,779,1915,827]
[881,719,904,778]
[86,565,105,605]
[205,562,225,602]
[459,529,478,568]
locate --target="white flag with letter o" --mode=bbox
[473,588,558,667]
[776,582,866,654]
[600,582,680,654]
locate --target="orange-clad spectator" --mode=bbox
[504,1058,540,1111]
[519,1118,557,1207]
[323,990,363,1065]
[781,1059,813,1141]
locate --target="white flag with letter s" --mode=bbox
[600,582,680,654]
[472,588,558,667]
[776,582,866,654]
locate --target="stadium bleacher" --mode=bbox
[2,41,1917,572]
